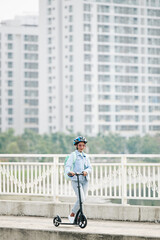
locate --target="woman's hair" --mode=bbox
[75,142,86,149]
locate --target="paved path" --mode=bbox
[0,216,160,239]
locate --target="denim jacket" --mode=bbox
[65,150,92,182]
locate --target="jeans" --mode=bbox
[71,180,88,214]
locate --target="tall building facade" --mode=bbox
[39,0,160,137]
[0,16,39,134]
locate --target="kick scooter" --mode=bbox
[53,172,87,229]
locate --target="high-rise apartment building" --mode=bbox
[39,0,160,137]
[0,16,39,134]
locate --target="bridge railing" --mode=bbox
[0,154,160,204]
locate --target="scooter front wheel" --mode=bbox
[78,214,87,229]
[53,215,61,227]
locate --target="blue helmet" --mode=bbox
[73,136,87,145]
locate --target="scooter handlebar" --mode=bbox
[75,172,84,176]
[68,172,84,177]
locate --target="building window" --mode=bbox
[115,36,137,44]
[69,25,73,32]
[114,6,138,15]
[98,65,110,72]
[98,45,109,52]
[98,55,110,62]
[84,74,92,81]
[85,125,93,134]
[69,45,73,52]
[24,35,38,42]
[97,15,109,23]
[98,95,110,100]
[98,105,110,112]
[115,26,138,34]
[8,99,13,105]
[115,46,138,54]
[149,126,160,131]
[84,94,92,102]
[69,36,73,42]
[84,13,92,21]
[84,54,92,61]
[98,35,109,42]
[97,5,109,13]
[147,9,160,17]
[8,108,13,115]
[8,118,13,125]
[149,96,160,103]
[24,53,38,60]
[114,16,138,25]
[84,3,91,12]
[8,62,13,68]
[24,72,38,79]
[7,34,13,40]
[116,125,138,131]
[8,43,13,49]
[98,75,110,82]
[85,115,92,122]
[48,37,52,44]
[69,5,73,12]
[48,8,52,15]
[99,125,110,133]
[84,34,92,41]
[99,115,110,122]
[84,44,92,52]
[148,19,160,27]
[98,84,110,92]
[8,80,13,86]
[85,105,92,112]
[24,63,38,69]
[84,84,92,92]
[24,44,38,51]
[8,53,13,59]
[69,15,73,22]
[98,25,109,33]
[8,71,13,78]
[8,90,13,96]
[84,24,91,32]
[114,0,138,4]
[48,0,51,5]
[84,64,92,72]
[69,75,73,82]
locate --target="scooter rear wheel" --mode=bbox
[78,214,87,229]
[53,215,61,227]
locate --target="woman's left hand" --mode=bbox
[83,171,88,176]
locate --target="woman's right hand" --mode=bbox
[68,171,75,177]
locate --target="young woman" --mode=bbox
[65,136,92,223]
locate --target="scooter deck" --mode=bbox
[57,222,77,226]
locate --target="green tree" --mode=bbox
[6,142,20,153]
[140,135,160,154]
[0,129,16,153]
[0,129,160,156]
[104,133,126,153]
[126,135,141,154]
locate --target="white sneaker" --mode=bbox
[68,215,74,223]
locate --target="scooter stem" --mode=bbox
[77,174,83,214]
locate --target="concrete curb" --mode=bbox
[1,216,160,240]
[0,200,160,222]
[1,228,160,240]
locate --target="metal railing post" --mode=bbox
[121,155,127,205]
[53,156,59,202]
[0,163,1,194]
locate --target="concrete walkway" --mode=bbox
[0,216,160,240]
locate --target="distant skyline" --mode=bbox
[0,0,39,22]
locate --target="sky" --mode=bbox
[0,0,39,22]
